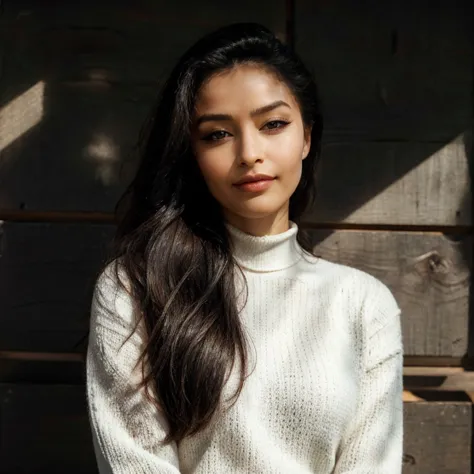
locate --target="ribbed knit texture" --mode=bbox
[86,222,404,474]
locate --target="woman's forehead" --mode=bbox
[194,65,297,114]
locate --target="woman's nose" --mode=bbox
[237,130,263,166]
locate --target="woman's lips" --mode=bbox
[233,178,275,193]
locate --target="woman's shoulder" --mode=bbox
[95,258,130,292]
[308,258,402,360]
[302,255,399,314]
[88,259,146,379]
[91,258,139,334]
[303,253,381,284]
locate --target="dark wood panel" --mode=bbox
[309,230,471,357]
[0,1,285,212]
[0,384,98,474]
[0,221,115,352]
[295,0,472,141]
[306,138,471,226]
[0,352,84,384]
[403,402,472,474]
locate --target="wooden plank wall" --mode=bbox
[295,2,473,473]
[0,1,472,472]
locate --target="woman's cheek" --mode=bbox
[197,156,230,197]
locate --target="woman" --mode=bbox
[87,22,403,473]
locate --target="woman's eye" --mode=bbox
[263,120,290,131]
[202,130,230,142]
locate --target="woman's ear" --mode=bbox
[302,125,312,160]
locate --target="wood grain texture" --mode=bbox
[309,229,471,357]
[0,221,115,352]
[403,402,472,474]
[0,1,285,212]
[306,136,472,226]
[295,0,472,141]
[0,384,98,474]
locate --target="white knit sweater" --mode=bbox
[86,222,404,473]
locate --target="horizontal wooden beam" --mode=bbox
[301,222,473,233]
[0,211,115,223]
[1,213,472,232]
[0,351,83,362]
[403,356,466,367]
[404,367,474,392]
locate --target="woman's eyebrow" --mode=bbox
[195,100,291,126]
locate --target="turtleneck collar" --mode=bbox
[225,221,303,272]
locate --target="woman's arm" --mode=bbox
[86,263,181,474]
[334,280,404,474]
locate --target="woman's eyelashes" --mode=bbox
[264,119,291,131]
[201,119,291,142]
[203,130,231,142]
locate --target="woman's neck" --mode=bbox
[223,209,290,237]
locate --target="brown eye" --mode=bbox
[263,120,290,130]
[202,130,231,142]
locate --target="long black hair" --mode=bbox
[109,22,323,444]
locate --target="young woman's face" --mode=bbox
[191,64,311,232]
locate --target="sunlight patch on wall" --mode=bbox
[0,81,45,153]
[344,132,470,226]
[84,133,120,186]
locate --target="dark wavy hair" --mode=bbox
[109,22,323,444]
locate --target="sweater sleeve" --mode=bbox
[334,278,404,474]
[86,263,181,474]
